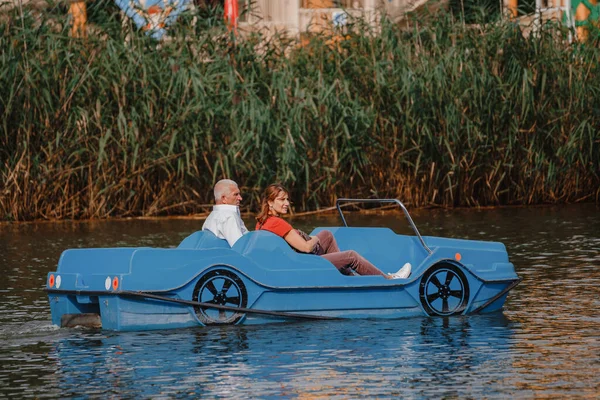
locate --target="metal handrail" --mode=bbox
[335,198,432,255]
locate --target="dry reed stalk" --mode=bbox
[0,8,599,221]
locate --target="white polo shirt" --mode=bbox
[202,204,249,247]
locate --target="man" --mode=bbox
[202,179,249,247]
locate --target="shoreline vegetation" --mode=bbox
[1,5,599,222]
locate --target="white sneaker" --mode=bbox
[389,263,411,279]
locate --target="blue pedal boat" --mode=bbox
[45,199,521,331]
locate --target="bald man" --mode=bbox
[202,179,249,246]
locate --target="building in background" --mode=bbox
[236,0,430,34]
[5,0,597,41]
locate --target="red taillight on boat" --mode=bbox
[49,274,55,288]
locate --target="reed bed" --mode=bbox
[1,6,599,221]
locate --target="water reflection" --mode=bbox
[40,314,517,398]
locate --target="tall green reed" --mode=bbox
[1,6,599,221]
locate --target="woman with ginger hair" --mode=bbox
[255,184,411,279]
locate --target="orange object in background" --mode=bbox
[69,0,87,38]
[506,0,518,18]
[303,0,334,7]
[575,0,598,42]
[224,0,239,31]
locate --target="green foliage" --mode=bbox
[1,8,599,220]
[449,0,502,23]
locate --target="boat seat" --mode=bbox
[177,230,230,250]
[232,230,337,273]
[232,230,297,257]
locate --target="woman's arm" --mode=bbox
[283,229,320,253]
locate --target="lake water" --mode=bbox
[1,204,599,398]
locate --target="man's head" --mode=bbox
[214,179,242,206]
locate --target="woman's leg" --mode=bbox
[321,250,385,276]
[315,230,340,255]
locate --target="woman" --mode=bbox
[255,184,411,279]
